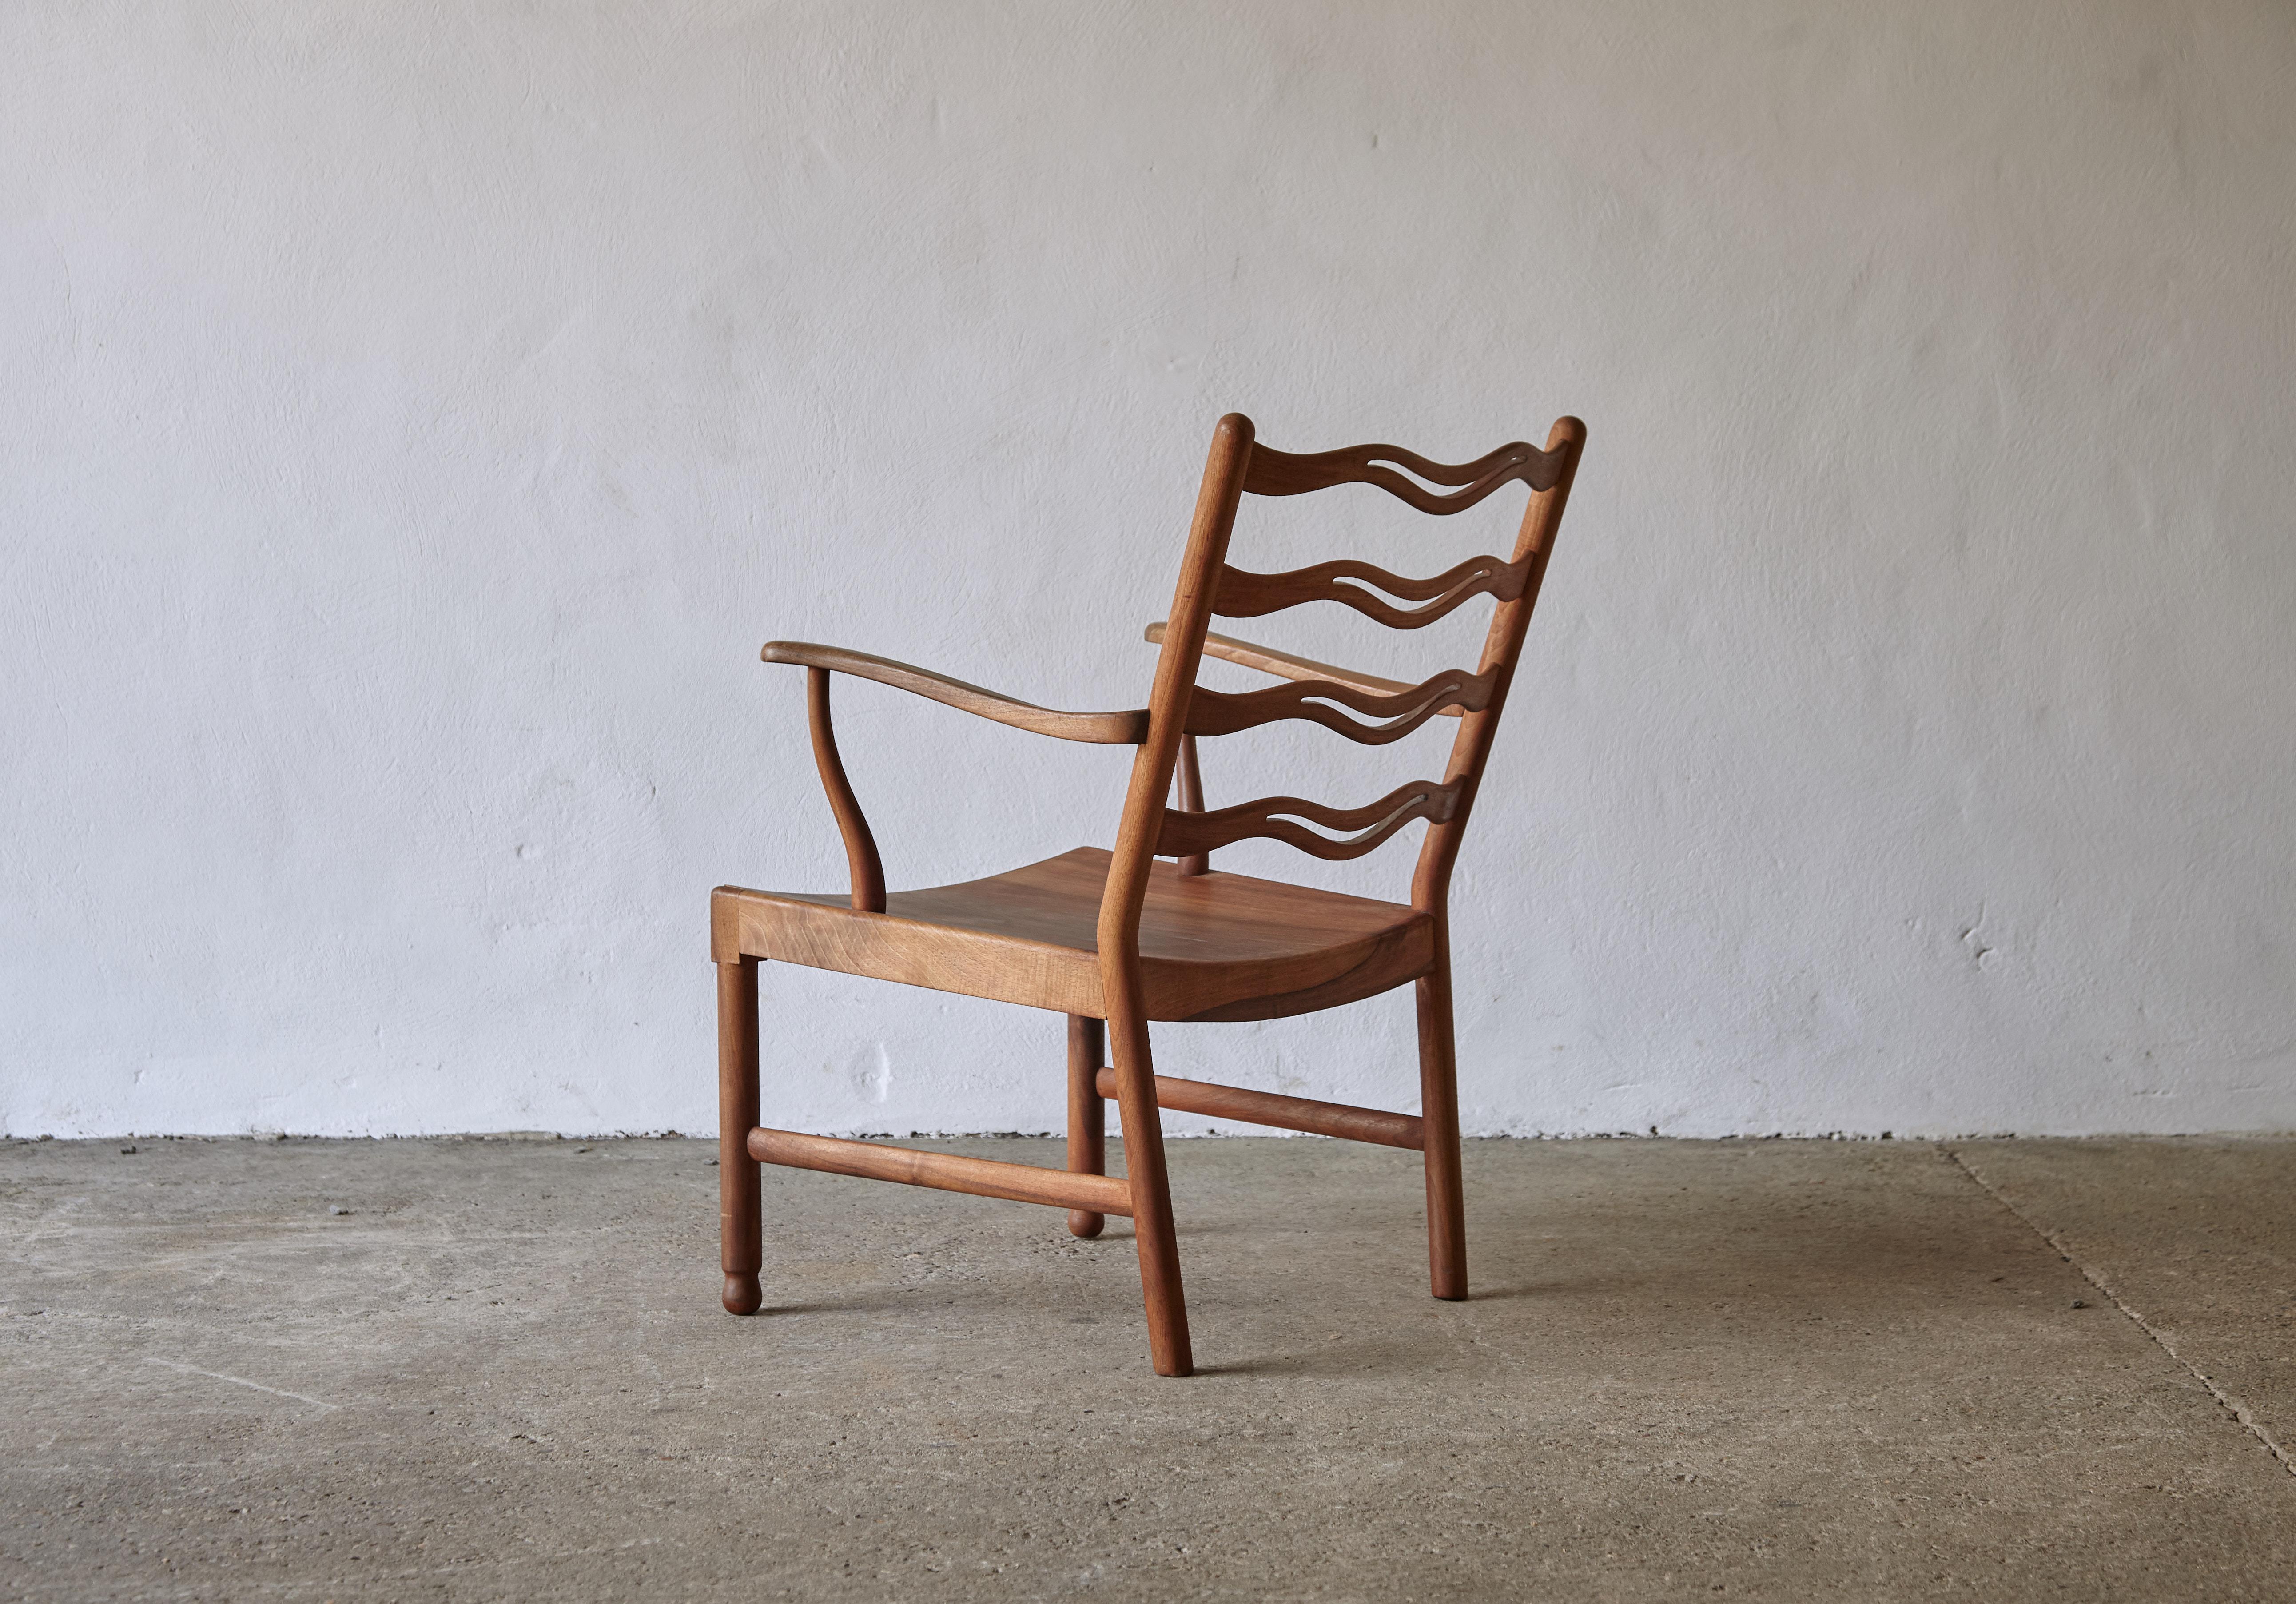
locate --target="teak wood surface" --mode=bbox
[714,411,1584,1376]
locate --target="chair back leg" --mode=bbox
[1105,1004,1194,1376]
[718,957,764,1315]
[1415,946,1468,1300]
[1065,1015,1108,1238]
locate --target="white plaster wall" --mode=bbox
[5,2,2293,1139]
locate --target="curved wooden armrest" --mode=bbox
[763,641,1148,744]
[1141,624,1460,716]
[766,641,1146,913]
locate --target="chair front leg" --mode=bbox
[719,956,764,1315]
[1064,1014,1107,1239]
[1106,1002,1192,1376]
[1415,945,1468,1301]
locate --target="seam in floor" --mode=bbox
[1939,1142,2296,1481]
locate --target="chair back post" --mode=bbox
[1409,415,1585,920]
[1097,414,1256,971]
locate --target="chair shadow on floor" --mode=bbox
[734,1144,2032,1383]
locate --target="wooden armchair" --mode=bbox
[713,412,1585,1376]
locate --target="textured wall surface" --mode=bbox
[5,2,2292,1138]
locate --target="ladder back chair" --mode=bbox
[714,411,1584,1377]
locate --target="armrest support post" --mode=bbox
[806,667,886,913]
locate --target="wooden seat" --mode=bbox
[715,848,1435,1023]
[714,411,1586,1376]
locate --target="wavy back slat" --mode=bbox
[1215,551,1532,630]
[1184,665,1496,745]
[1244,439,1565,511]
[1156,778,1463,863]
[1103,413,1584,932]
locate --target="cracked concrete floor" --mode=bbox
[3,1134,2292,1601]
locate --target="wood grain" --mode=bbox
[750,1127,1134,1215]
[1215,551,1532,630]
[1155,777,1462,863]
[715,410,1586,1377]
[714,849,1433,1021]
[1145,622,1461,714]
[1091,1067,1422,1149]
[805,667,885,913]
[764,641,1148,744]
[1409,416,1588,922]
[1091,411,1264,1379]
[1065,1014,1107,1239]
[1404,415,1587,1302]
[1416,954,1467,1299]
[1174,733,1210,877]
[1243,438,1563,510]
[1184,664,1496,744]
[1168,921,1435,1022]
[717,958,762,1315]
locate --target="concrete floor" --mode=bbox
[2,1135,2292,1601]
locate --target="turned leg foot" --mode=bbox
[719,956,764,1315]
[722,1272,762,1315]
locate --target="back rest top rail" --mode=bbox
[1242,438,1566,513]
